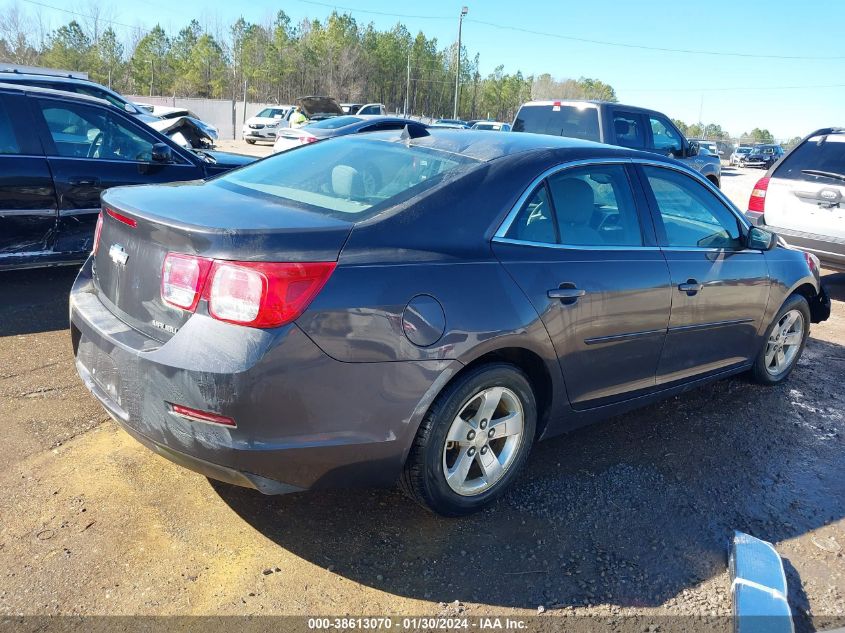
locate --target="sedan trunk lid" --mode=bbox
[93,181,353,342]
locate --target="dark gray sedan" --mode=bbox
[70,130,830,516]
[272,114,427,153]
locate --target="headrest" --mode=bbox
[331,165,363,199]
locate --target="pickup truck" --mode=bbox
[512,100,721,188]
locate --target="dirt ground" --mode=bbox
[1,161,844,631]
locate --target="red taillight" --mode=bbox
[161,253,335,329]
[106,207,137,228]
[205,261,336,328]
[92,212,104,255]
[804,251,819,275]
[169,403,236,427]
[748,177,770,213]
[299,135,318,144]
[161,253,213,311]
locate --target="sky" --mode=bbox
[18,0,845,139]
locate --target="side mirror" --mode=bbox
[151,142,173,163]
[124,103,138,114]
[686,140,700,158]
[747,226,777,251]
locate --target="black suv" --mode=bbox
[0,83,253,270]
[744,144,784,169]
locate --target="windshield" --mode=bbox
[215,136,480,218]
[773,133,845,182]
[257,108,287,118]
[513,104,601,142]
[307,116,363,130]
[737,147,752,154]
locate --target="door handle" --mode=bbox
[678,279,703,296]
[69,177,100,186]
[548,285,586,305]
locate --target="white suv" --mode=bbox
[746,127,845,271]
[242,106,292,144]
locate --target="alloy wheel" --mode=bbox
[442,386,525,496]
[765,309,804,376]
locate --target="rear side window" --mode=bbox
[773,134,845,182]
[0,99,21,154]
[612,111,646,149]
[307,116,363,130]
[512,105,600,142]
[506,165,642,247]
[216,136,479,217]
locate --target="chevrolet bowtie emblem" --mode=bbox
[109,244,129,266]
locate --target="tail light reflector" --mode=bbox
[106,207,138,228]
[169,403,236,427]
[299,135,318,144]
[92,212,104,255]
[161,253,213,311]
[205,261,336,328]
[748,177,770,214]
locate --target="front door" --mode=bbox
[493,162,672,409]
[637,164,770,384]
[31,96,202,255]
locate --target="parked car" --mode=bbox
[149,106,219,143]
[512,100,721,187]
[731,146,753,166]
[690,139,719,157]
[272,115,427,153]
[432,118,470,128]
[0,82,254,270]
[0,68,161,124]
[472,121,511,131]
[70,129,829,516]
[339,103,385,116]
[746,127,845,271]
[744,144,785,169]
[242,106,292,143]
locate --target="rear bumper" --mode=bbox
[760,224,845,272]
[70,257,456,493]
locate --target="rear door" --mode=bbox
[637,164,770,384]
[30,95,203,255]
[493,161,672,408]
[0,92,59,260]
[763,132,845,262]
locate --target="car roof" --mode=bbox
[0,71,116,92]
[363,127,671,163]
[520,99,667,115]
[0,80,111,107]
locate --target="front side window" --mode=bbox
[506,164,642,247]
[612,112,646,149]
[38,99,157,162]
[649,116,682,154]
[644,166,742,249]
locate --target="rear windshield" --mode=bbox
[513,105,601,142]
[774,133,845,182]
[307,116,363,129]
[215,136,479,217]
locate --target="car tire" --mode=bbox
[751,294,811,385]
[245,139,256,144]
[400,363,537,516]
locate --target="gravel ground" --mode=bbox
[1,155,843,631]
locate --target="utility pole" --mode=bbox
[146,60,154,97]
[404,49,410,117]
[453,6,468,120]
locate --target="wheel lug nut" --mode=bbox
[467,430,476,441]
[481,446,488,455]
[480,419,487,429]
[468,447,476,456]
[488,428,495,438]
